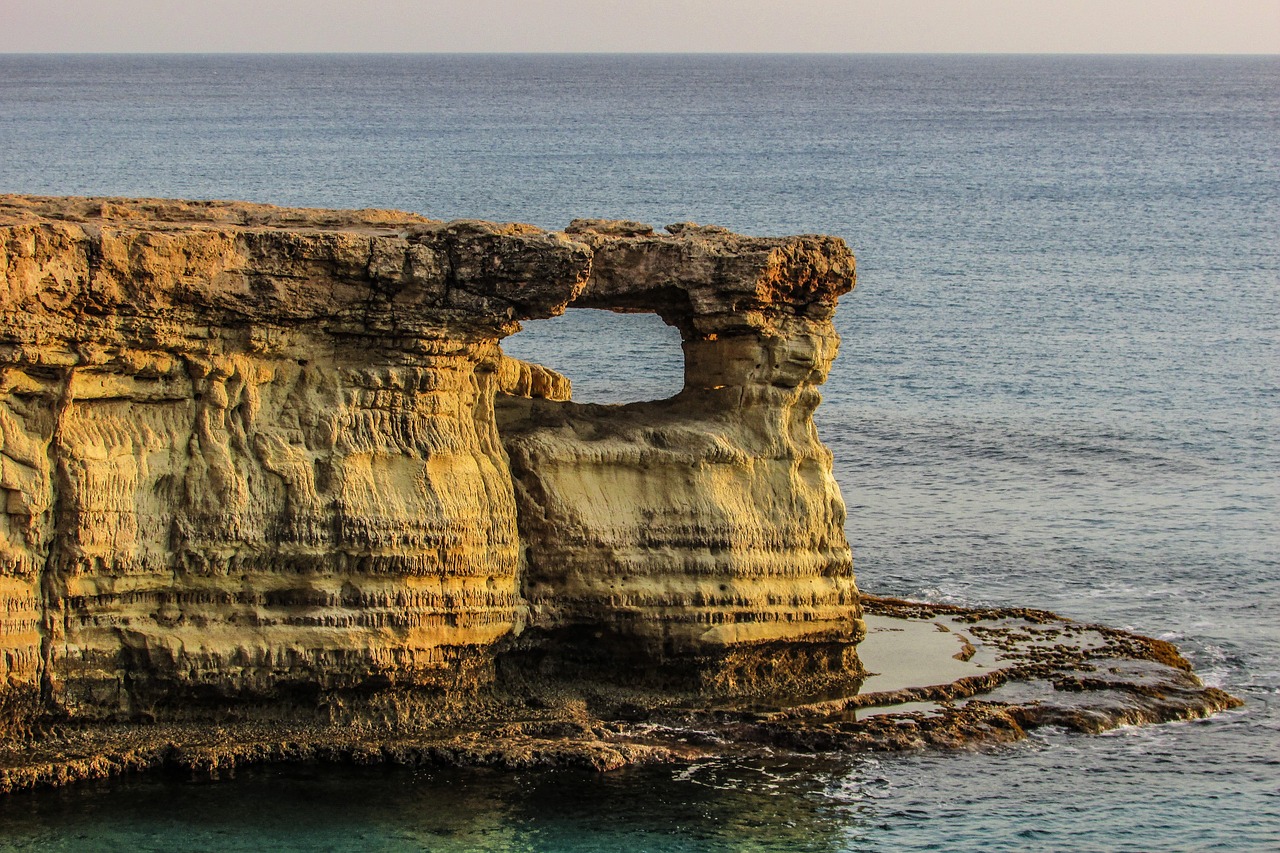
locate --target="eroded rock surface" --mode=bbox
[0,197,1235,792]
[499,219,863,696]
[0,595,1241,795]
[0,196,862,734]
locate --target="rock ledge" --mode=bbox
[0,197,1236,791]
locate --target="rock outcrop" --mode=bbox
[0,594,1242,795]
[0,197,1239,792]
[500,220,861,694]
[0,196,863,733]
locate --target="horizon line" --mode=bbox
[2,50,1277,57]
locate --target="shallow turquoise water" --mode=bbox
[0,54,1276,850]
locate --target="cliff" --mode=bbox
[0,195,863,732]
[0,197,1237,791]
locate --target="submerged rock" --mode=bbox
[0,196,1235,791]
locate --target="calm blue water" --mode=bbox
[1,54,1277,851]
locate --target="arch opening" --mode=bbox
[500,308,685,404]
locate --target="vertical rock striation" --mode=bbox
[499,220,863,697]
[0,196,861,734]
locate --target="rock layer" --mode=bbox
[0,594,1242,795]
[500,220,862,695]
[0,196,863,731]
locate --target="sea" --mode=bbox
[0,54,1276,851]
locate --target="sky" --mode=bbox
[2,0,1277,54]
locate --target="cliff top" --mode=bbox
[0,194,439,232]
[0,195,856,338]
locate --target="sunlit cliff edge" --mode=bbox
[0,196,1236,790]
[0,195,862,726]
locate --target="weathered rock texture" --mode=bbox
[0,594,1242,795]
[0,196,863,734]
[0,197,1239,792]
[500,220,861,694]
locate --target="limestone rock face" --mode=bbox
[501,220,863,695]
[0,196,861,729]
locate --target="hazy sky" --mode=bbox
[3,0,1277,53]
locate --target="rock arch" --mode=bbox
[494,219,864,695]
[0,197,862,731]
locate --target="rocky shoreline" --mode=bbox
[0,595,1239,795]
[0,197,1239,797]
